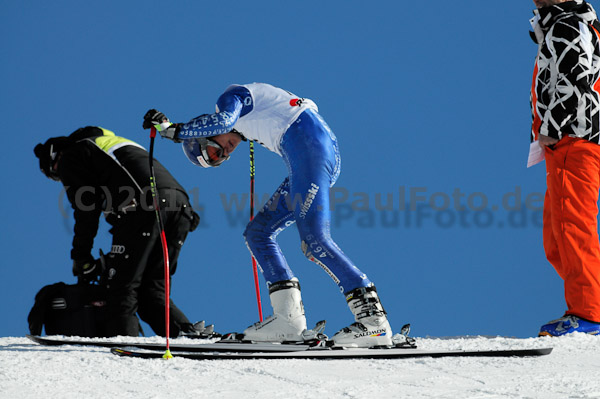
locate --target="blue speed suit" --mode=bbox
[180,83,371,295]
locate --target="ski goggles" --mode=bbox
[198,138,229,168]
[205,139,227,164]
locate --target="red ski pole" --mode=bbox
[149,127,173,359]
[249,141,263,322]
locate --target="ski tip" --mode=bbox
[163,349,174,359]
[111,348,128,356]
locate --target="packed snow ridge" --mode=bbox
[1,334,598,398]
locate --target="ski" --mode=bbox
[26,322,416,353]
[27,334,552,359]
[27,334,315,353]
[110,346,553,360]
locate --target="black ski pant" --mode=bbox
[104,189,198,337]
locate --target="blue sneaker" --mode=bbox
[539,315,600,337]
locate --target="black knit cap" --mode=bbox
[33,136,71,181]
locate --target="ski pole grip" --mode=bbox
[150,126,157,139]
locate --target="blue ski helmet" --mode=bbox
[182,137,229,168]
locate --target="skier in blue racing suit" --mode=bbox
[144,83,395,347]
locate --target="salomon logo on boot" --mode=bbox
[354,328,387,339]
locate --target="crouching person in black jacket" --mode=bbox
[34,126,214,338]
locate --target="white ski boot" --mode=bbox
[331,285,393,348]
[242,279,308,342]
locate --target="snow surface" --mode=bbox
[1,334,598,399]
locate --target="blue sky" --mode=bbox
[1,0,562,338]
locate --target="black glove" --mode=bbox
[72,257,101,284]
[143,109,169,129]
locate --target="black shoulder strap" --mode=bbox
[592,20,600,33]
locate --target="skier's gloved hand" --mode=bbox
[143,109,169,129]
[143,109,182,142]
[72,256,101,284]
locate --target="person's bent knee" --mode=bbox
[244,221,272,247]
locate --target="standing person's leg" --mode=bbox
[242,178,309,342]
[244,178,296,285]
[137,190,199,337]
[542,144,563,280]
[281,110,369,292]
[105,211,156,336]
[282,110,393,347]
[540,138,600,336]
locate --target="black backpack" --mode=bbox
[28,282,109,337]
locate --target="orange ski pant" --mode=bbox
[544,136,600,322]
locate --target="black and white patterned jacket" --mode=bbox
[530,0,600,143]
